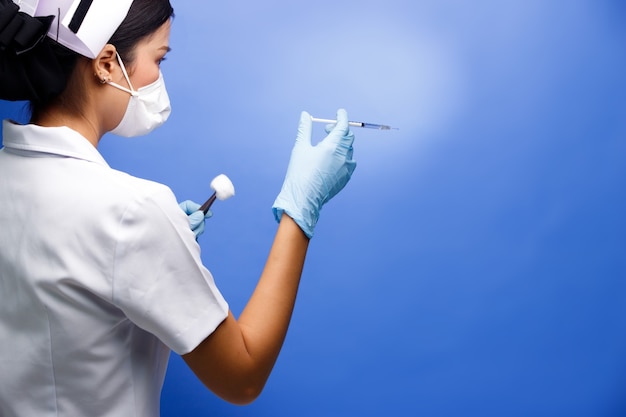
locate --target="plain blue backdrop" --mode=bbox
[2,0,626,416]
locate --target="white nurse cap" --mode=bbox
[12,0,133,58]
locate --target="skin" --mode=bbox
[34,20,172,146]
[33,19,310,405]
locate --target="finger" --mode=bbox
[325,108,349,145]
[335,108,348,130]
[188,210,205,234]
[193,221,205,238]
[346,159,357,177]
[295,111,313,146]
[179,200,201,215]
[345,144,354,161]
[189,210,205,226]
[341,126,355,149]
[333,127,355,158]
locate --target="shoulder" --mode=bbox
[109,169,176,206]
[100,169,184,229]
[61,162,187,244]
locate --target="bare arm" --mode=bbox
[182,213,309,405]
[183,109,356,404]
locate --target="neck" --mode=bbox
[32,108,101,148]
[29,58,105,148]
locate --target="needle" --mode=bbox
[310,117,398,130]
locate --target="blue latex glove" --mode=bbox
[178,200,212,238]
[272,108,357,238]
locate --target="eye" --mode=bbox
[158,56,167,65]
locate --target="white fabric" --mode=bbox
[0,120,229,416]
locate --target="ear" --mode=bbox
[92,44,118,83]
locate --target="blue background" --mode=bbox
[2,0,626,416]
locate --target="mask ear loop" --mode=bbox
[106,52,138,96]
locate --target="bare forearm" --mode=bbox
[183,214,309,404]
[238,214,309,366]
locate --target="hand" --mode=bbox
[272,108,357,238]
[178,200,212,238]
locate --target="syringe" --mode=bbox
[311,117,398,130]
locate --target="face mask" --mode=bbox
[106,53,171,137]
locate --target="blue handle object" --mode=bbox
[272,109,357,238]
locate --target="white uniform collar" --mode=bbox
[2,120,109,167]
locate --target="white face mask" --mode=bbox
[106,53,171,137]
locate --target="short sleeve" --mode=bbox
[111,184,229,355]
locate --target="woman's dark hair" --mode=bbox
[0,0,173,116]
[109,0,174,67]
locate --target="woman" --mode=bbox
[0,0,356,416]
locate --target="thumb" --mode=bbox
[295,111,313,146]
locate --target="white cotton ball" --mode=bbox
[210,174,235,201]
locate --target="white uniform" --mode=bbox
[0,121,229,416]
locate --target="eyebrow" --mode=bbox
[160,46,172,53]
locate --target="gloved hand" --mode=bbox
[272,108,357,238]
[178,200,212,238]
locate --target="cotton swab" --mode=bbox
[200,174,235,214]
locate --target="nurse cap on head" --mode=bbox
[10,0,133,57]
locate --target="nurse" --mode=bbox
[0,1,356,416]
